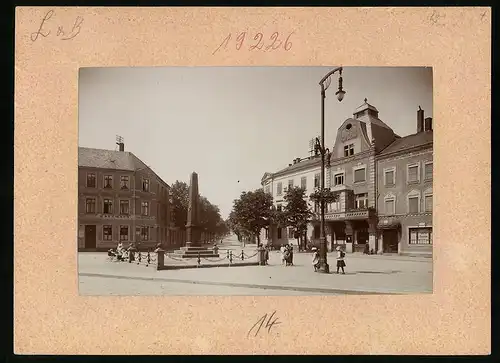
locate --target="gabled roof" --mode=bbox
[78,147,169,187]
[379,131,433,156]
[273,156,321,176]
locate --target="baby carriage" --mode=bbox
[107,248,126,262]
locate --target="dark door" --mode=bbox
[85,225,97,249]
[383,230,398,253]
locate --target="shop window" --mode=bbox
[103,225,112,241]
[119,225,129,241]
[409,227,432,245]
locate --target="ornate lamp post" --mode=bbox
[314,67,346,273]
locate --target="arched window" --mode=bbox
[407,190,421,214]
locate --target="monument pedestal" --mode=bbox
[173,245,220,258]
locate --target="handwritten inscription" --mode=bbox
[247,311,281,338]
[213,31,294,55]
[31,10,84,42]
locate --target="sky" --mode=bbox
[79,66,433,219]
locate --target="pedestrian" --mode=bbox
[265,246,269,265]
[288,244,294,266]
[284,245,291,266]
[311,247,320,271]
[336,246,346,274]
[280,244,286,265]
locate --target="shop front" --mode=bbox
[377,218,402,254]
[310,208,377,253]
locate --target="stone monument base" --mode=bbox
[173,245,220,258]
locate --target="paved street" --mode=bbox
[78,248,432,296]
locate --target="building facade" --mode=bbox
[376,108,433,256]
[261,99,433,256]
[78,144,173,251]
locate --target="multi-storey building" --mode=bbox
[376,108,433,256]
[78,143,172,251]
[261,99,433,256]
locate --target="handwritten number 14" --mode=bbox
[213,32,294,55]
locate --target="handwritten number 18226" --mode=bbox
[213,31,294,55]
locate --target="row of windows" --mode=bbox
[383,161,433,187]
[311,193,368,213]
[265,161,433,197]
[85,198,151,216]
[102,225,151,241]
[274,167,368,196]
[86,173,151,192]
[383,191,433,215]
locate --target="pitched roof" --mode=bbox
[379,131,433,156]
[273,156,321,176]
[78,147,146,170]
[78,147,168,186]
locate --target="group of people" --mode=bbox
[107,242,130,261]
[311,246,346,274]
[280,244,294,266]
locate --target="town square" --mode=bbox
[78,66,433,296]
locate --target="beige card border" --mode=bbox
[14,6,491,355]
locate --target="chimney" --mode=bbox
[424,117,433,132]
[417,106,424,133]
[115,135,125,151]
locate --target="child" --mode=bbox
[311,247,320,272]
[336,246,346,274]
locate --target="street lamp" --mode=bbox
[315,67,346,274]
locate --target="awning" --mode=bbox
[377,218,401,230]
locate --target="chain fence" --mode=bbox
[107,248,262,268]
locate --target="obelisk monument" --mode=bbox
[185,172,200,247]
[172,172,219,258]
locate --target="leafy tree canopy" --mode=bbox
[229,188,273,244]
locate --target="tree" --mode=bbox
[282,186,313,249]
[227,211,244,241]
[170,181,189,229]
[230,189,273,245]
[309,187,340,206]
[199,196,224,243]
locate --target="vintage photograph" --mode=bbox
[78,66,433,296]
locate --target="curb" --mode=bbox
[79,272,410,295]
